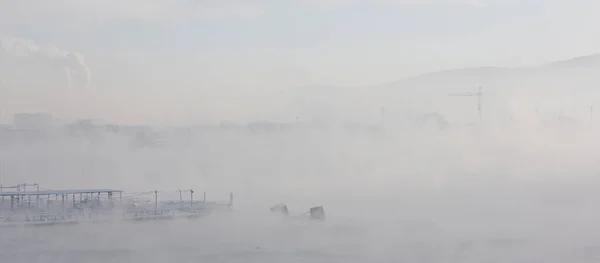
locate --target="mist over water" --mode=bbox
[2,120,600,262]
[3,2,600,260]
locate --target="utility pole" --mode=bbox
[449,86,484,121]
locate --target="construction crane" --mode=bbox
[449,86,484,121]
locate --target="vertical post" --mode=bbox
[154,190,158,214]
[61,194,65,211]
[21,184,25,207]
[36,183,39,208]
[179,189,183,207]
[230,192,233,207]
[203,191,206,204]
[190,189,194,208]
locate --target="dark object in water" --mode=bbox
[270,204,289,216]
[270,204,325,221]
[309,206,325,221]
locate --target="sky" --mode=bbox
[0,0,600,123]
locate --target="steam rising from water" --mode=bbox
[3,30,600,263]
[2,122,600,262]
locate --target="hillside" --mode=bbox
[379,53,600,92]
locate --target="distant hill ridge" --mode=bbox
[378,53,600,89]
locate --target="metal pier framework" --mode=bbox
[0,184,233,227]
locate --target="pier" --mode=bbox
[0,184,233,227]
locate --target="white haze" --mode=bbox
[0,32,91,91]
[3,35,600,263]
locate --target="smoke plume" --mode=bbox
[0,32,91,89]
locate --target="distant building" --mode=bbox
[12,113,54,130]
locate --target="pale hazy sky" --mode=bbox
[0,0,599,123]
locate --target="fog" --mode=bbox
[4,4,600,261]
[3,94,600,262]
